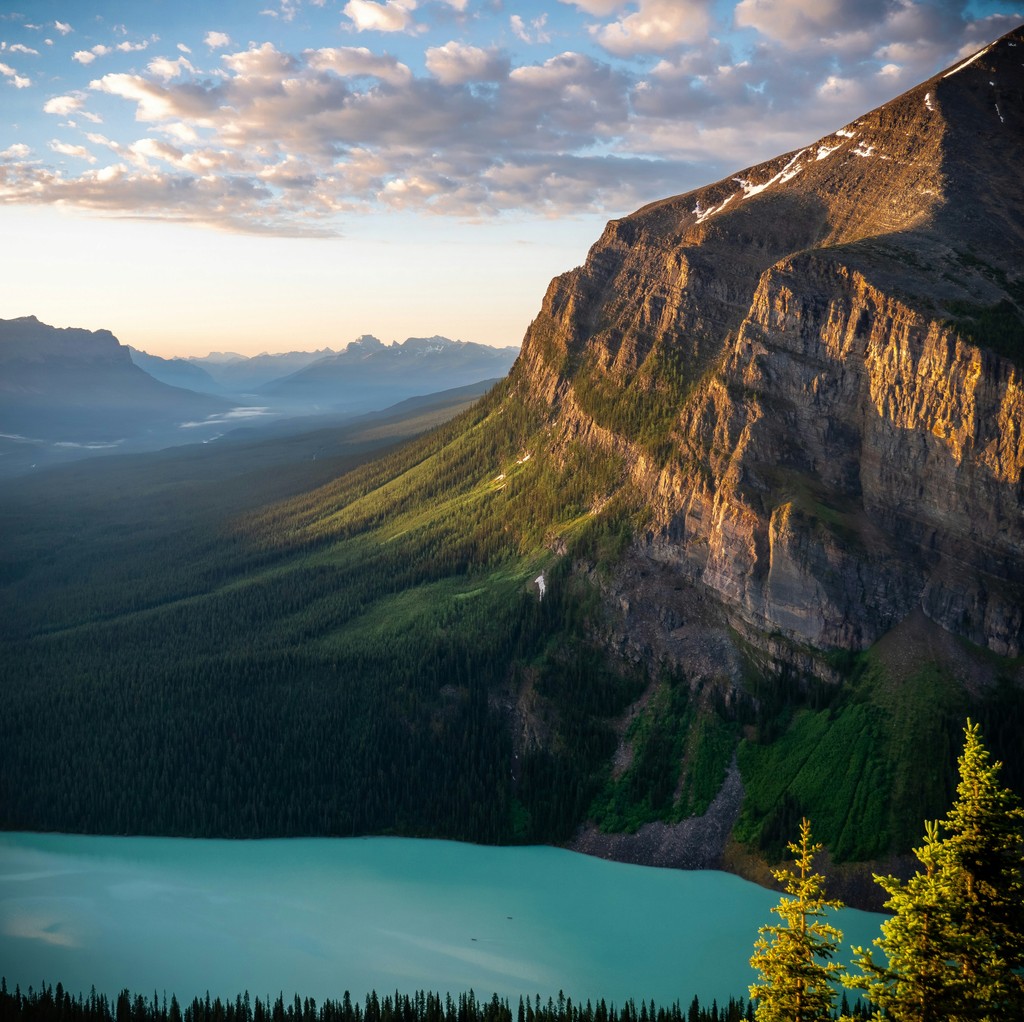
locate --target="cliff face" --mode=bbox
[512,26,1024,667]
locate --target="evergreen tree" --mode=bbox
[846,721,1024,1021]
[845,820,969,1021]
[941,720,1024,1018]
[748,817,843,1022]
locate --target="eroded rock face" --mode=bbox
[512,26,1024,666]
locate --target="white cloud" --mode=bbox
[9,44,39,55]
[177,43,192,54]
[558,0,628,14]
[425,42,508,85]
[222,42,300,78]
[148,56,196,80]
[343,0,418,34]
[510,14,551,45]
[49,140,96,163]
[1,143,30,158]
[205,31,232,50]
[91,73,218,123]
[305,46,412,85]
[117,40,152,53]
[0,62,31,87]
[43,93,85,115]
[54,20,73,35]
[594,0,713,55]
[73,50,97,65]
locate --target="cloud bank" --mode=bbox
[2,0,1018,235]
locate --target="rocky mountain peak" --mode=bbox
[511,25,1024,669]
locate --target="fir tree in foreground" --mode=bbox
[845,720,1024,1021]
[748,817,844,1022]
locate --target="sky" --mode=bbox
[1,0,1021,358]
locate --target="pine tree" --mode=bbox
[748,817,844,1022]
[942,720,1024,1018]
[845,720,1024,1022]
[845,820,969,1021]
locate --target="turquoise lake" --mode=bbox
[0,833,885,1007]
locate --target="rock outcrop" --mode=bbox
[510,26,1024,671]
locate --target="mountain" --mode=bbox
[128,346,225,393]
[512,30,1024,662]
[260,334,520,411]
[0,316,236,474]
[188,347,339,391]
[1,28,1022,905]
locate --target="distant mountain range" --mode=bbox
[0,318,519,476]
[259,334,521,410]
[0,316,235,474]
[130,334,520,407]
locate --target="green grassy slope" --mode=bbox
[0,382,646,842]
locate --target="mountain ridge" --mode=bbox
[510,25,1024,671]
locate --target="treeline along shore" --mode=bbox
[0,980,880,1022]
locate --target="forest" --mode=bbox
[2,374,1023,862]
[0,982,776,1022]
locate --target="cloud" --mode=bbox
[43,93,85,115]
[592,0,713,55]
[204,31,232,50]
[343,0,418,33]
[222,42,301,77]
[5,5,1014,237]
[73,45,112,65]
[510,14,551,45]
[305,45,412,85]
[734,0,889,46]
[425,42,509,85]
[9,44,39,55]
[558,0,628,14]
[54,21,72,35]
[148,56,196,81]
[1,143,30,158]
[0,61,30,87]
[49,140,97,162]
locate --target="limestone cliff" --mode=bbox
[511,26,1024,674]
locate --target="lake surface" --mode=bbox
[0,833,885,1008]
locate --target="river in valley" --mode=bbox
[0,833,886,1008]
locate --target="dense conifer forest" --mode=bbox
[0,981,885,1022]
[2,379,1022,860]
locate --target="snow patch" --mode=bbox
[943,45,991,78]
[815,142,843,160]
[835,128,856,138]
[924,92,935,112]
[852,141,875,158]
[535,573,546,600]
[996,103,1004,123]
[693,192,735,223]
[733,149,807,200]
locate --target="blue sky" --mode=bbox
[1,0,1020,356]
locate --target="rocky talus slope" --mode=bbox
[512,26,1024,683]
